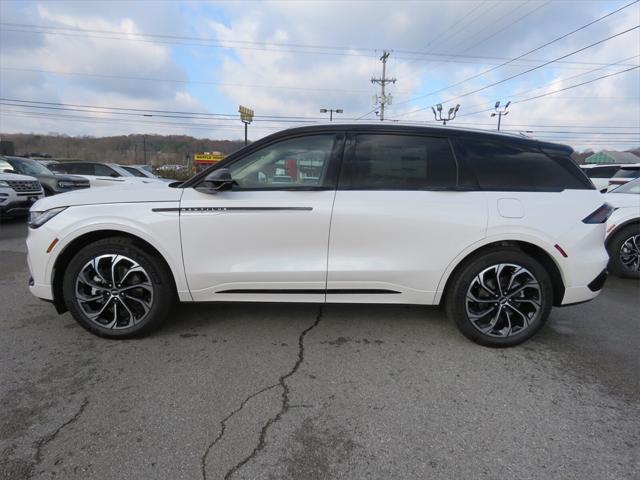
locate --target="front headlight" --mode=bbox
[28,207,67,229]
[57,180,76,188]
[0,180,9,188]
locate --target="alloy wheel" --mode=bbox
[619,234,640,272]
[465,263,542,338]
[75,254,154,329]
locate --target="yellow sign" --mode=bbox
[239,105,254,123]
[194,153,225,162]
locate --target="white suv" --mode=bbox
[0,170,44,218]
[26,125,610,347]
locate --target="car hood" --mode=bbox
[0,172,38,182]
[37,173,89,183]
[604,192,640,209]
[32,182,183,211]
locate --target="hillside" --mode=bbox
[0,133,246,166]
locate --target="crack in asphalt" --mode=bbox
[30,396,89,478]
[202,307,323,480]
[201,383,279,480]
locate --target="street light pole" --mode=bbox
[319,108,343,121]
[491,101,511,131]
[431,103,460,125]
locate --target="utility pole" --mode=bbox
[371,50,396,121]
[491,101,511,130]
[320,108,343,121]
[239,105,254,146]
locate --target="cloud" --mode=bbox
[0,0,638,149]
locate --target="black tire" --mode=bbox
[62,236,176,338]
[607,224,640,279]
[445,248,553,348]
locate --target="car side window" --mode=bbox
[339,134,457,190]
[585,166,619,178]
[457,138,589,191]
[228,134,336,189]
[94,164,116,176]
[66,163,93,175]
[123,167,145,177]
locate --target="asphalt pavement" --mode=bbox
[1,217,639,480]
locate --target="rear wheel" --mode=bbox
[62,237,176,338]
[607,224,640,279]
[445,249,553,347]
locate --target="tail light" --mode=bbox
[582,203,615,224]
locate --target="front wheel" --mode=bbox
[62,237,176,338]
[607,225,640,279]
[445,249,553,347]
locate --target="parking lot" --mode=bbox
[1,217,638,480]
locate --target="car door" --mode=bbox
[57,163,99,187]
[180,132,344,302]
[326,132,487,305]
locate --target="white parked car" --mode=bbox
[0,170,44,217]
[49,162,165,187]
[580,163,640,193]
[27,125,611,347]
[119,164,174,183]
[604,178,640,278]
[606,164,640,192]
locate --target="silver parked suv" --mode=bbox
[0,170,44,217]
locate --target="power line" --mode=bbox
[421,53,640,115]
[394,25,640,118]
[420,0,491,50]
[2,21,635,70]
[0,98,330,120]
[425,1,500,52]
[453,65,640,118]
[0,66,377,94]
[454,0,552,54]
[392,0,639,110]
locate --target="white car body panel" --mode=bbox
[179,188,335,303]
[604,191,640,240]
[26,185,190,301]
[71,174,164,188]
[25,127,610,314]
[326,190,487,304]
[26,183,608,308]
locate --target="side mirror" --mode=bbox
[110,172,120,178]
[195,168,234,194]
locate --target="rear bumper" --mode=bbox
[587,269,608,292]
[560,269,607,305]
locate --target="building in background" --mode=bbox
[584,150,640,164]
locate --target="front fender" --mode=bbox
[30,202,190,301]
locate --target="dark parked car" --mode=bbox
[3,156,90,196]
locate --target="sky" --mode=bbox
[0,0,638,151]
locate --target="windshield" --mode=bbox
[122,166,146,177]
[6,157,53,176]
[109,164,134,177]
[610,177,640,194]
[612,167,640,179]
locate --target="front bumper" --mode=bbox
[0,189,44,216]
